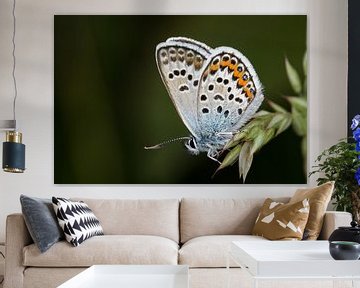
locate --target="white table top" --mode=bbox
[58,265,189,288]
[231,240,360,278]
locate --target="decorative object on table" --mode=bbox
[329,220,360,244]
[329,241,360,260]
[252,198,309,240]
[289,181,334,240]
[52,197,104,247]
[1,0,25,173]
[310,114,360,222]
[20,195,64,253]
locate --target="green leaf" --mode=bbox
[267,113,287,129]
[245,126,263,141]
[275,115,292,136]
[263,128,276,145]
[239,142,253,182]
[250,131,266,154]
[216,144,242,172]
[253,110,270,118]
[287,97,307,136]
[268,100,288,114]
[223,130,247,150]
[285,57,302,95]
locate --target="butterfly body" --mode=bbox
[147,37,264,161]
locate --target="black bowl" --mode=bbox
[329,241,360,260]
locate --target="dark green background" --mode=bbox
[54,15,307,184]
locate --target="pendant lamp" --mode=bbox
[1,0,25,173]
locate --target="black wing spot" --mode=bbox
[214,94,224,101]
[202,108,209,114]
[178,49,185,55]
[224,110,229,118]
[235,97,243,103]
[212,58,220,65]
[242,74,248,81]
[200,94,207,101]
[217,106,223,113]
[181,69,186,76]
[188,74,193,81]
[222,55,230,61]
[174,70,180,76]
[238,108,243,115]
[168,73,174,79]
[229,94,234,101]
[216,77,223,83]
[227,87,232,93]
[237,65,243,72]
[179,85,189,92]
[208,84,214,91]
[223,79,229,85]
[250,88,255,94]
[193,80,199,87]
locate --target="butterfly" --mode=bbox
[145,37,264,162]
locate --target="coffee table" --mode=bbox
[58,265,188,288]
[228,241,360,288]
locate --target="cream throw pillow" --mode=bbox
[252,198,310,240]
[289,181,334,240]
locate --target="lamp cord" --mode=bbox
[11,0,17,128]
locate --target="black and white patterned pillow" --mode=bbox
[52,197,104,247]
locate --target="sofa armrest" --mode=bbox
[4,213,33,288]
[318,211,352,240]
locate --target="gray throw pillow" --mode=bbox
[20,195,64,253]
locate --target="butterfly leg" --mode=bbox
[206,147,221,164]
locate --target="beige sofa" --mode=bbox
[4,198,352,288]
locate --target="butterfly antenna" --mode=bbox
[144,137,191,150]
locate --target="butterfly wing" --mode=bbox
[156,37,212,138]
[196,47,264,135]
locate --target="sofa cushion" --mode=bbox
[20,195,64,253]
[290,181,334,240]
[72,198,179,243]
[23,235,178,267]
[252,198,310,240]
[179,235,267,268]
[180,198,289,243]
[52,197,104,247]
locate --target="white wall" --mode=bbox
[0,0,347,242]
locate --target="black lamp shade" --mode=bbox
[3,139,25,173]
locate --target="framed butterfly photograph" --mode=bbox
[54,15,307,184]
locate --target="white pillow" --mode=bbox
[52,197,103,247]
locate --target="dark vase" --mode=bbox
[328,221,360,244]
[329,241,360,260]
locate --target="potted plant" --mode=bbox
[310,115,360,222]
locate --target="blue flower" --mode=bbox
[352,115,360,130]
[356,168,360,185]
[357,142,360,152]
[353,128,360,142]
